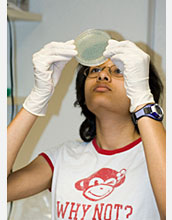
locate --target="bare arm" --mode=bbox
[7,40,77,177]
[8,155,53,202]
[7,108,37,177]
[136,108,166,219]
[7,108,53,201]
[7,40,77,201]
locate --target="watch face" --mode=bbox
[152,104,164,120]
[152,112,161,119]
[134,104,164,123]
[155,105,162,114]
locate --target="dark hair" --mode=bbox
[74,61,164,142]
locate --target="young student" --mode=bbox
[7,39,166,220]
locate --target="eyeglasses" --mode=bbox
[83,65,123,78]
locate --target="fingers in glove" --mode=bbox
[33,49,77,67]
[65,39,75,45]
[107,39,137,49]
[37,48,77,58]
[33,54,74,70]
[44,44,76,51]
[104,39,146,58]
[109,54,125,74]
[43,40,75,49]
[103,42,129,58]
[44,54,75,65]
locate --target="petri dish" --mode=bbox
[75,29,111,66]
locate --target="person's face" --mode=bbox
[84,59,130,117]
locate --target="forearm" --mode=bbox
[7,108,38,177]
[137,116,166,219]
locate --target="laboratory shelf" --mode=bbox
[7,7,42,21]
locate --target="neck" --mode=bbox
[95,112,140,151]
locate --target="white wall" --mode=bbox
[8,0,166,219]
[154,0,166,71]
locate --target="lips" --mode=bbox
[93,84,111,92]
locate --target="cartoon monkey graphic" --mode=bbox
[75,168,126,201]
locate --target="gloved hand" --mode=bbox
[23,40,78,116]
[103,40,154,112]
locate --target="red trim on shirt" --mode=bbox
[39,153,54,192]
[92,137,142,155]
[39,152,54,173]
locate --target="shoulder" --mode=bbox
[60,140,90,154]
[48,139,88,151]
[42,140,90,164]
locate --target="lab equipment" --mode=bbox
[75,29,111,66]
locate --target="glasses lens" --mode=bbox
[86,67,101,78]
[110,66,123,78]
[84,65,123,78]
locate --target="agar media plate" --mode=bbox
[75,29,111,66]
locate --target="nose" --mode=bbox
[96,69,111,82]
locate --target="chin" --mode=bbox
[86,96,130,116]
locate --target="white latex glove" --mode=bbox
[103,40,154,112]
[23,40,78,116]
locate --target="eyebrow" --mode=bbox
[90,65,116,69]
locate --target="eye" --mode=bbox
[111,66,122,74]
[116,68,121,74]
[90,68,101,73]
[89,177,104,186]
[113,68,121,74]
[104,178,116,186]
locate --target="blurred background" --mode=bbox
[7,0,166,219]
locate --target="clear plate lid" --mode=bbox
[75,29,111,66]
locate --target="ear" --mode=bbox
[75,178,87,191]
[115,169,127,187]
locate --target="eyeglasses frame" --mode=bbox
[83,65,123,79]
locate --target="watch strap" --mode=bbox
[131,103,163,125]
